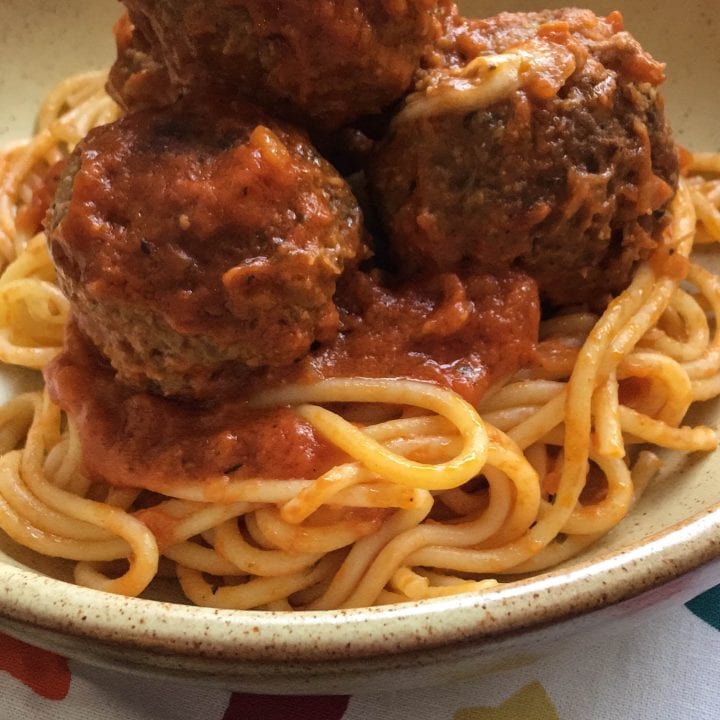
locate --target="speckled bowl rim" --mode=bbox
[0,498,718,665]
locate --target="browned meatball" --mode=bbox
[47,95,364,399]
[107,11,178,111]
[368,9,679,308]
[107,0,449,129]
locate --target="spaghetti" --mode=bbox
[0,72,719,611]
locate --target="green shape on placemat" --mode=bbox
[454,682,560,720]
[686,585,720,631]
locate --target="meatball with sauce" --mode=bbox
[107,0,450,130]
[107,11,179,111]
[46,95,364,399]
[368,9,679,308]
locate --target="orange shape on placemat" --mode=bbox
[224,693,350,720]
[454,682,560,720]
[0,632,71,700]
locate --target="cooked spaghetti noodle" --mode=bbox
[0,72,719,611]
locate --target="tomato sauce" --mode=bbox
[45,268,539,490]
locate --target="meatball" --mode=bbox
[368,9,679,308]
[107,11,179,111]
[108,0,448,129]
[47,95,364,399]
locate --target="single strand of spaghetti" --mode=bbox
[619,406,717,451]
[469,469,533,549]
[438,487,489,516]
[691,374,720,402]
[383,434,462,464]
[104,487,141,511]
[163,541,245,576]
[0,395,36,453]
[253,378,489,490]
[484,427,541,537]
[176,555,338,610]
[250,506,383,555]
[261,599,295,612]
[307,490,433,610]
[130,473,416,509]
[375,590,408,605]
[629,451,663,501]
[44,423,89,495]
[560,455,634,535]
[37,391,62,449]
[478,380,566,413]
[213,519,323,577]
[540,312,598,340]
[507,392,566,450]
[480,406,542,433]
[655,302,685,338]
[517,347,578,382]
[290,572,343,607]
[134,499,255,551]
[497,532,604,575]
[362,414,454,441]
[0,337,62,369]
[389,567,497,600]
[618,352,693,427]
[592,371,624,459]
[690,152,720,174]
[641,289,710,362]
[412,568,494,588]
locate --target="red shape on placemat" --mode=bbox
[0,632,71,700]
[224,693,351,720]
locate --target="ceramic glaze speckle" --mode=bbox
[0,0,719,695]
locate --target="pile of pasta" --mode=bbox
[0,74,719,611]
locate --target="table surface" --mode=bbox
[1,584,718,720]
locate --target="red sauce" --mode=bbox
[45,269,539,490]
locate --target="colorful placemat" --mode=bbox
[1,585,719,720]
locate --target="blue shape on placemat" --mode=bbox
[686,585,720,630]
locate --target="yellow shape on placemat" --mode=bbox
[454,681,560,720]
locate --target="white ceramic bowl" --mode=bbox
[0,0,718,694]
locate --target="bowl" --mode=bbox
[0,0,718,694]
